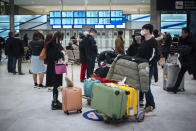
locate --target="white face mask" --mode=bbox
[140,30,146,36]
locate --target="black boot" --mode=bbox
[51,91,62,110]
[166,87,178,94]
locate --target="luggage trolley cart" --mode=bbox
[93,83,145,123]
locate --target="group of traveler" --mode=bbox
[3,32,25,75]
[29,31,68,110]
[1,23,195,112]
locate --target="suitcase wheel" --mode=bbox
[125,91,130,95]
[64,111,69,115]
[136,111,145,122]
[87,99,91,106]
[77,109,82,113]
[115,90,120,96]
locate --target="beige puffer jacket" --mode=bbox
[106,56,149,92]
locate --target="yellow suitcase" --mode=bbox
[106,83,138,116]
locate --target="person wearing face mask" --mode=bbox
[136,24,160,113]
[127,31,143,56]
[46,32,67,110]
[83,28,98,78]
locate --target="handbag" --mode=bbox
[55,61,66,74]
[39,48,46,60]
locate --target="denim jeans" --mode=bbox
[145,66,155,109]
[13,57,22,73]
[87,56,96,78]
[7,56,13,72]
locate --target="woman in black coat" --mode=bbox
[46,32,65,110]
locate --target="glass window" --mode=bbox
[161,22,187,29]
[131,14,150,21]
[14,15,47,23]
[0,15,10,22]
[161,29,182,37]
[161,14,187,22]
[0,23,10,30]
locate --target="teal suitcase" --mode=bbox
[84,79,101,98]
[91,83,128,120]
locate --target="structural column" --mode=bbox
[150,0,161,31]
[9,0,14,33]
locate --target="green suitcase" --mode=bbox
[91,83,128,120]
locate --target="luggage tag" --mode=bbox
[118,77,127,85]
[129,107,134,116]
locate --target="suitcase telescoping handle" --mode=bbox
[66,62,74,81]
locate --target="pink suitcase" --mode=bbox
[62,87,82,115]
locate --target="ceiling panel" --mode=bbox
[2,0,150,6]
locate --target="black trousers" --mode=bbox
[175,65,196,89]
[153,64,158,83]
[12,56,22,73]
[7,56,13,72]
[87,56,96,78]
[53,86,58,101]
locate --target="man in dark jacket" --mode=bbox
[167,28,196,93]
[84,28,98,78]
[9,33,25,75]
[162,32,172,61]
[136,24,160,113]
[5,32,14,73]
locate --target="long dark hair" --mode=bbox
[52,31,62,44]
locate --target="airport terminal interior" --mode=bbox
[0,0,196,131]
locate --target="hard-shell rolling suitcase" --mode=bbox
[106,83,138,116]
[62,87,82,115]
[84,78,101,98]
[62,62,82,115]
[163,63,185,91]
[91,83,128,120]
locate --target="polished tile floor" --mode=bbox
[0,60,196,131]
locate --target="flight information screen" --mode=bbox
[62,11,73,17]
[86,18,98,25]
[62,18,73,25]
[99,11,110,17]
[99,18,110,25]
[74,18,86,25]
[74,11,86,17]
[86,11,98,17]
[50,18,61,25]
[111,10,123,17]
[50,11,61,17]
[111,18,123,25]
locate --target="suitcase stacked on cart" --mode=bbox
[90,82,145,122]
